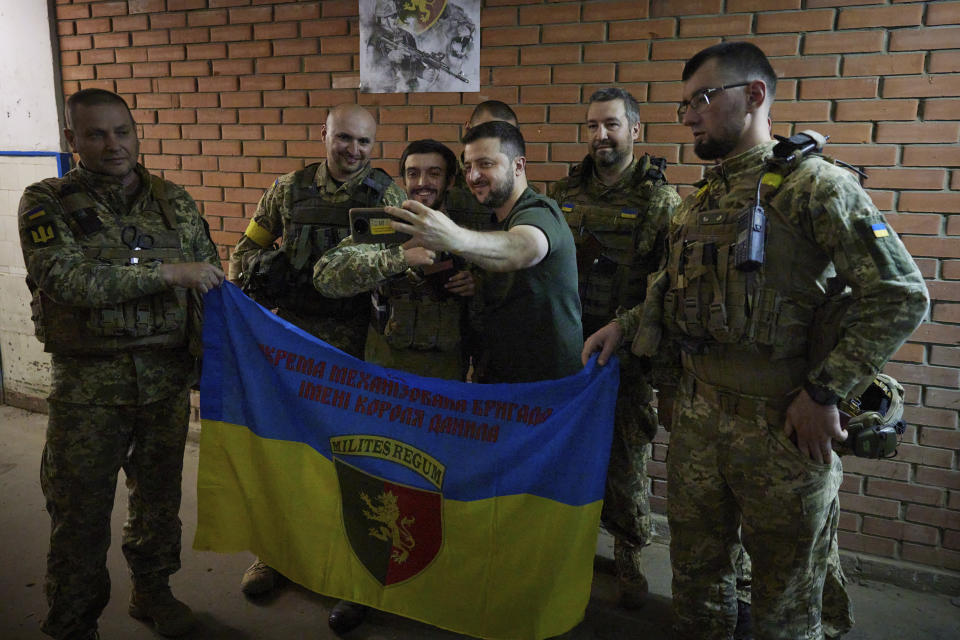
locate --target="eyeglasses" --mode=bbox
[677,82,750,118]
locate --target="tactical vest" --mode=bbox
[31,175,190,355]
[365,189,489,353]
[374,267,463,353]
[559,154,668,335]
[442,185,497,232]
[277,163,394,316]
[663,151,837,398]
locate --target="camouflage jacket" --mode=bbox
[19,164,219,405]
[619,141,928,400]
[228,160,405,350]
[548,154,681,340]
[312,202,482,370]
[228,160,406,283]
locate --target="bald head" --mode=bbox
[466,100,518,130]
[322,104,378,181]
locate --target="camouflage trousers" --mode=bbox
[733,530,854,637]
[41,390,190,640]
[601,377,657,549]
[667,379,842,640]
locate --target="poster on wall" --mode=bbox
[359,0,480,94]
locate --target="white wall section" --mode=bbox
[0,0,62,151]
[0,0,61,404]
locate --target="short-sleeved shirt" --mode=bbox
[477,188,583,383]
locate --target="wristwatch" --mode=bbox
[803,380,840,406]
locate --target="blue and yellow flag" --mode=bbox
[195,284,619,640]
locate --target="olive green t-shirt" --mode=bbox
[478,188,583,383]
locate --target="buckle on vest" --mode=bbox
[717,391,737,415]
[707,301,727,331]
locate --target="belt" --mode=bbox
[685,374,794,425]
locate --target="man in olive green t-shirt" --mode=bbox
[388,120,582,383]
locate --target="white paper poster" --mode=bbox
[360,0,480,94]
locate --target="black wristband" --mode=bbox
[804,380,840,406]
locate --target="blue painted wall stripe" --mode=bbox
[0,151,73,177]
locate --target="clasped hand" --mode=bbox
[159,262,225,294]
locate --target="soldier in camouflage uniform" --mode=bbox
[547,87,681,609]
[315,139,484,380]
[390,121,583,384]
[19,89,224,640]
[228,103,406,597]
[314,139,482,634]
[584,43,927,639]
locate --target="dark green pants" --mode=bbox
[41,390,189,639]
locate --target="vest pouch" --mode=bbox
[95,304,129,336]
[90,289,186,339]
[433,298,462,352]
[671,240,712,339]
[409,296,460,352]
[133,299,153,337]
[156,289,189,334]
[705,245,748,344]
[575,205,643,322]
[768,298,814,361]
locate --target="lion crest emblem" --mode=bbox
[335,457,443,586]
[361,490,416,564]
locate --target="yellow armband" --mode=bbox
[243,219,275,248]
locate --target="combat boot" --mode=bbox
[328,600,368,635]
[129,579,196,637]
[614,538,648,609]
[240,558,279,596]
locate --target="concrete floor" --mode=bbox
[1,403,957,640]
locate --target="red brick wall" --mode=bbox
[53,0,959,575]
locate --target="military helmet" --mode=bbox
[835,374,906,459]
[376,0,397,18]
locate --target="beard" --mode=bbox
[476,171,515,210]
[591,142,629,169]
[410,188,442,209]
[693,106,747,161]
[694,132,740,161]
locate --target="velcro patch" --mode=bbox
[871,222,889,238]
[854,216,912,279]
[25,206,48,221]
[28,223,57,245]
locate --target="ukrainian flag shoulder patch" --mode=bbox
[25,206,47,221]
[871,222,889,238]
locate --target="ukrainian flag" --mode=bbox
[195,284,619,640]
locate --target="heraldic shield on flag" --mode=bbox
[333,440,443,586]
[398,0,447,35]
